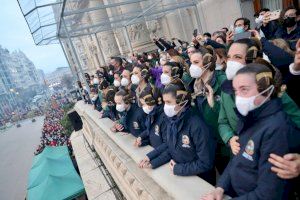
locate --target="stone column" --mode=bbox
[89,0,121,63]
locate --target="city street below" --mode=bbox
[0,117,44,200]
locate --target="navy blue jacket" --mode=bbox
[261,37,300,106]
[119,104,147,137]
[149,107,216,176]
[261,23,300,49]
[260,21,280,40]
[217,98,300,199]
[92,96,102,112]
[139,105,168,148]
[102,106,119,121]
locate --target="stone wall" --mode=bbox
[73,101,231,200]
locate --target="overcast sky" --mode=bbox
[0,0,68,74]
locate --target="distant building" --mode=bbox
[36,69,46,85]
[10,50,39,90]
[0,46,40,118]
[45,67,72,87]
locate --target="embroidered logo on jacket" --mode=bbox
[133,122,140,129]
[182,135,191,148]
[154,125,160,136]
[242,139,254,161]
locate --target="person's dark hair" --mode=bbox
[234,17,251,30]
[259,8,270,14]
[191,46,216,71]
[236,63,278,98]
[84,73,91,80]
[203,32,212,38]
[115,89,134,104]
[99,79,109,90]
[77,81,82,88]
[166,48,180,57]
[215,48,227,70]
[163,80,190,105]
[163,62,184,79]
[230,38,263,63]
[133,64,150,81]
[221,27,228,32]
[139,85,162,106]
[104,88,116,105]
[253,58,282,95]
[111,57,123,66]
[280,6,299,21]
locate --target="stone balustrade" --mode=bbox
[73,101,229,200]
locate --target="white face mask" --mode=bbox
[226,61,245,80]
[131,75,140,85]
[161,73,171,85]
[215,63,223,70]
[189,63,209,78]
[235,85,274,116]
[255,15,264,24]
[93,78,99,85]
[142,105,154,114]
[121,78,129,86]
[113,80,121,87]
[116,103,126,112]
[91,96,97,101]
[164,104,177,118]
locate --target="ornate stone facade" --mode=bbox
[61,0,242,75]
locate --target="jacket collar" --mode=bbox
[236,98,282,135]
[221,80,234,95]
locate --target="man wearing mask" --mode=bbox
[226,18,251,43]
[262,7,299,46]
[110,57,124,74]
[234,18,251,34]
[218,39,300,156]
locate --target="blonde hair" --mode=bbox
[271,39,295,56]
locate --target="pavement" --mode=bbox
[0,116,44,200]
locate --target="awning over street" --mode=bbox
[27,146,85,200]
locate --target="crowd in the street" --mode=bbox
[76,6,300,200]
[34,100,71,156]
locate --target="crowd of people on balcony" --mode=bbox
[76,6,300,200]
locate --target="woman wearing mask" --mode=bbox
[134,86,167,149]
[101,88,119,121]
[131,64,151,107]
[111,89,147,137]
[218,39,300,156]
[120,68,136,92]
[215,48,227,71]
[160,62,183,87]
[202,64,300,200]
[250,29,300,106]
[98,80,109,117]
[90,88,102,111]
[113,72,122,88]
[189,48,229,174]
[139,81,216,185]
[149,53,168,89]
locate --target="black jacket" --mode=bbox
[149,107,216,176]
[139,105,168,148]
[217,98,300,199]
